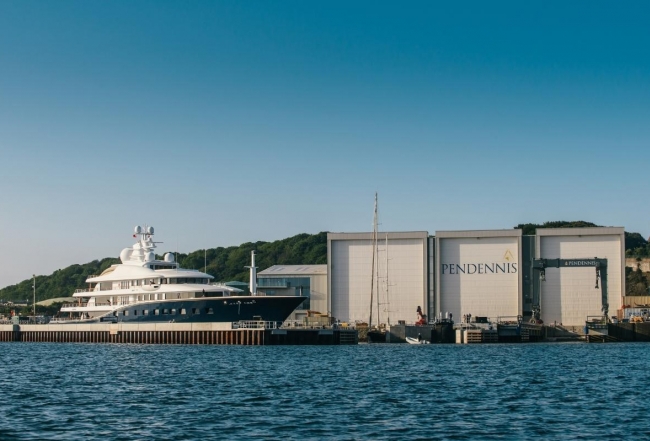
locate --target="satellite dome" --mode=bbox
[145,251,155,262]
[134,225,142,234]
[120,248,133,263]
[164,252,175,263]
[146,226,154,235]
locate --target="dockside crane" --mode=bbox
[531,258,608,323]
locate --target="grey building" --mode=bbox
[257,265,327,322]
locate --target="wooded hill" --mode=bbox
[2,221,648,304]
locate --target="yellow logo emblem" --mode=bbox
[504,250,514,262]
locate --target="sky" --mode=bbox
[1,1,649,289]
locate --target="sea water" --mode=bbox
[0,342,648,440]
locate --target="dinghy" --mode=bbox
[406,336,430,345]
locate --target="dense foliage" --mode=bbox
[0,233,327,303]
[514,221,600,235]
[624,233,650,258]
[0,258,119,304]
[172,232,327,283]
[625,266,650,296]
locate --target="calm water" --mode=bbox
[0,342,648,440]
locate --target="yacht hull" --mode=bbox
[66,296,306,324]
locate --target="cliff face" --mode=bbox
[626,258,650,273]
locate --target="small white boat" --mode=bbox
[406,336,430,345]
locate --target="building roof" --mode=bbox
[328,231,428,241]
[36,297,75,306]
[258,265,327,276]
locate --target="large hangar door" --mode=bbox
[539,234,622,326]
[330,239,372,324]
[330,236,427,324]
[438,236,520,321]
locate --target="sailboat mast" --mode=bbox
[368,192,378,328]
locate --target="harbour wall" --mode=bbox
[4,322,647,344]
[608,322,650,342]
[0,323,358,345]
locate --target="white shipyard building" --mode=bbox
[324,227,625,327]
[435,230,522,323]
[327,232,429,326]
[534,228,625,327]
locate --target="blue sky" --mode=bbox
[1,1,649,288]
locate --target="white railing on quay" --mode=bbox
[233,320,279,329]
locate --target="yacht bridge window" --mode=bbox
[152,264,177,270]
[169,278,210,284]
[204,292,224,298]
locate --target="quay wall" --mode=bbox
[608,322,650,342]
[0,324,357,345]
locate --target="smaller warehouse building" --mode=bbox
[257,265,327,323]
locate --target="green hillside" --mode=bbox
[0,232,327,304]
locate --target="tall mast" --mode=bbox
[369,193,378,328]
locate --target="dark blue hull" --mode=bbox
[95,296,306,324]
